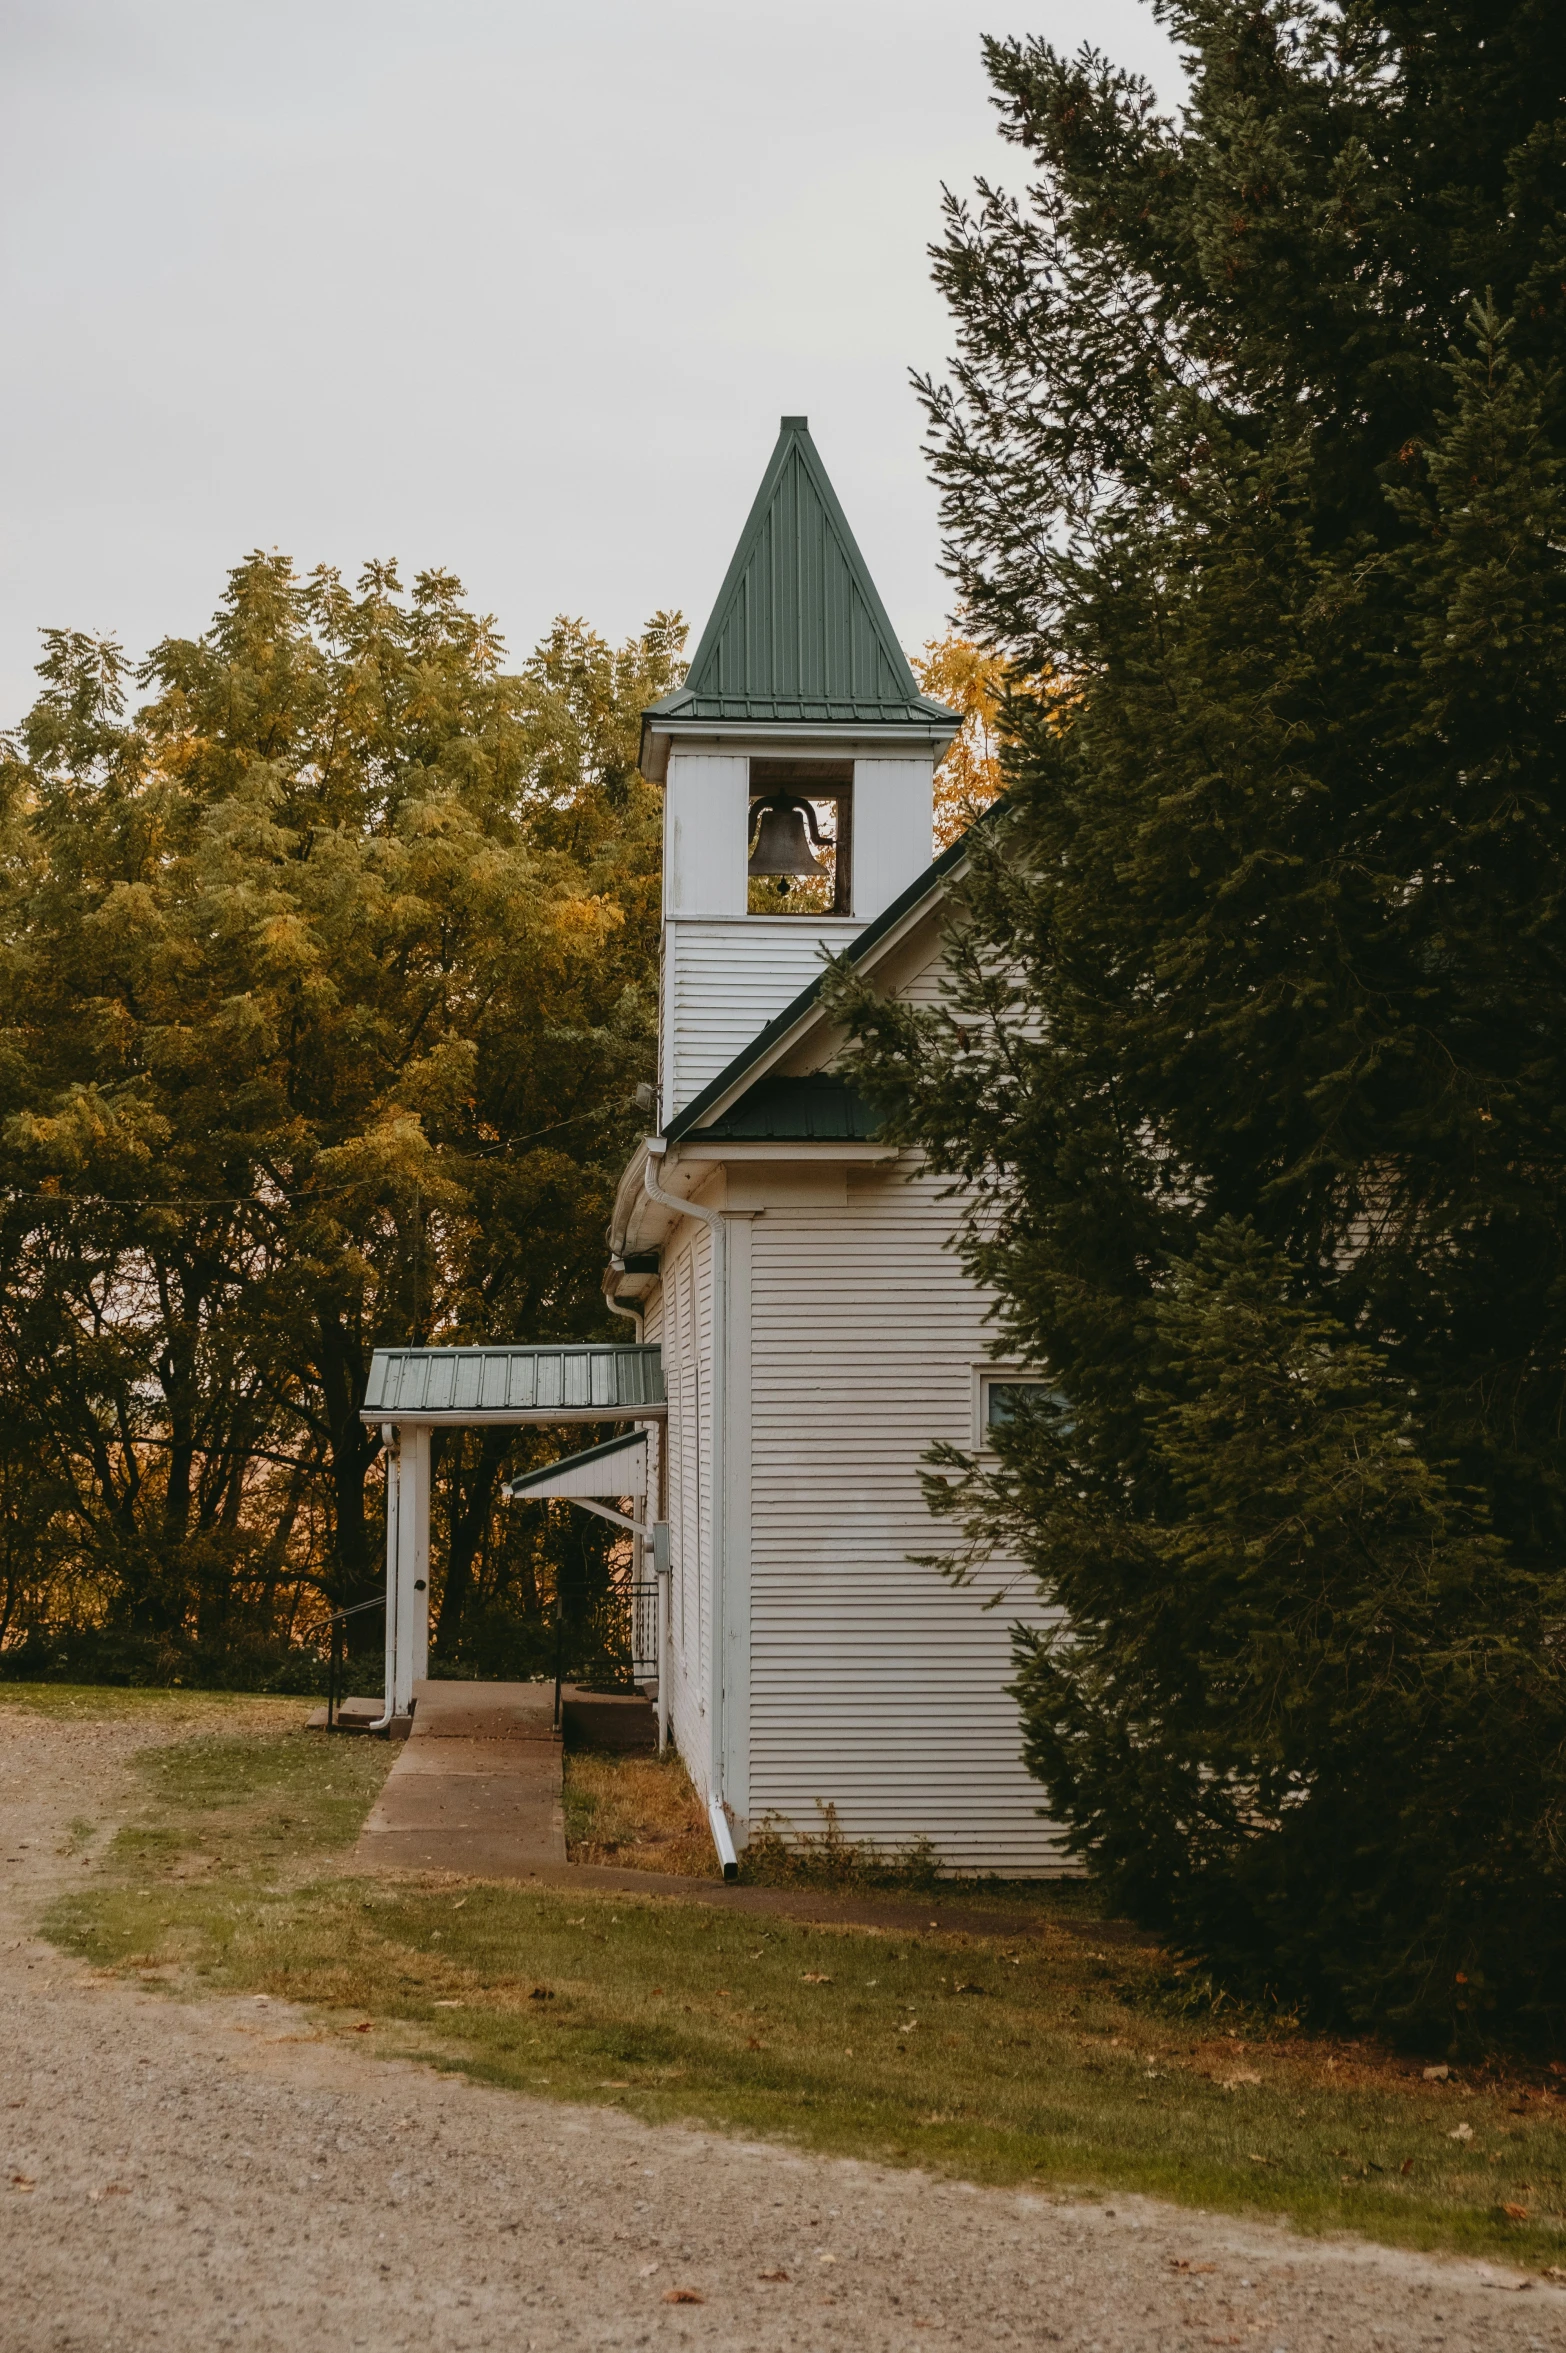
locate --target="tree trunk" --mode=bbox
[434,1428,512,1664]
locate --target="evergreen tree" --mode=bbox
[831,1,1566,2040]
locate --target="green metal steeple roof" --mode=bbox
[640,417,957,760]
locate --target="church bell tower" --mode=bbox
[639,417,959,1124]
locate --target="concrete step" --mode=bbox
[560,1687,657,1754]
[409,1678,559,1742]
[305,1698,410,1738]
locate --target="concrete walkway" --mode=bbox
[348,1681,1140,1943]
[354,1679,566,1875]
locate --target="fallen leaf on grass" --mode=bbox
[800,1973,833,1985]
[663,2287,705,2305]
[598,2081,631,2089]
[1247,2153,1276,2167]
[1449,2122,1474,2141]
[1400,2158,1414,2175]
[353,2021,373,2032]
[10,2174,34,2192]
[745,2037,764,2051]
[1423,2064,1450,2081]
[1222,2070,1262,2089]
[1502,2203,1530,2222]
[433,2000,462,2009]
[758,2268,789,2282]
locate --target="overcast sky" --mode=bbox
[0,0,1179,725]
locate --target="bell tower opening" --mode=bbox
[746,758,852,916]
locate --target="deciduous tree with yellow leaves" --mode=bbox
[0,556,683,1684]
[914,635,1005,849]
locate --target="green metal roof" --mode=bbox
[642,418,958,741]
[361,1344,665,1422]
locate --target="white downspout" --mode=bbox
[604,1272,644,1342]
[643,1142,736,1879]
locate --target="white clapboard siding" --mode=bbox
[653,1222,714,1784]
[663,918,862,1114]
[896,949,953,1009]
[745,1162,1067,1874]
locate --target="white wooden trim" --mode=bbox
[971,1363,1036,1451]
[673,1141,898,1165]
[664,753,748,919]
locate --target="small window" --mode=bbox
[983,1378,1073,1437]
[747,759,852,916]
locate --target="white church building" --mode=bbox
[362,417,1061,1876]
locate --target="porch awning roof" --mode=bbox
[361,1343,665,1424]
[505,1429,648,1501]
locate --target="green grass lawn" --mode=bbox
[26,1695,1566,2272]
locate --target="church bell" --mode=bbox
[748,794,831,880]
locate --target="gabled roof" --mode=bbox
[640,418,957,760]
[663,801,1002,1144]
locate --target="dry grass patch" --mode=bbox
[0,1681,310,1734]
[563,1745,716,1876]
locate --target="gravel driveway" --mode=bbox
[1,1704,1562,2353]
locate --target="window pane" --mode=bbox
[986,1380,1072,1431]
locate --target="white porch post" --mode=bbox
[392,1423,431,1716]
[381,1426,401,1720]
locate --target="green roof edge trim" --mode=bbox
[662,800,1005,1145]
